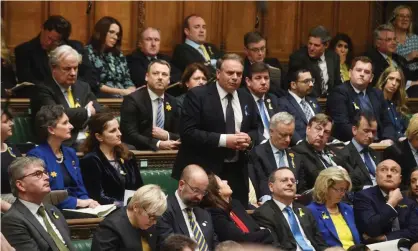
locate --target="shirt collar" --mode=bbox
[175,190,189,211]
[319,53,326,62]
[269,140,285,153]
[288,90,304,104]
[351,138,365,153]
[408,141,418,155]
[147,55,157,61]
[53,77,70,93]
[216,82,238,100]
[19,199,43,216]
[251,92,265,103]
[273,198,292,212]
[185,39,201,49]
[350,83,366,95]
[380,189,388,198]
[147,87,164,101]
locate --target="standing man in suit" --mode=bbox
[173,53,259,206]
[120,59,181,151]
[354,159,418,243]
[252,167,329,250]
[327,56,396,142]
[242,31,285,98]
[14,15,95,88]
[172,14,223,76]
[157,165,218,251]
[364,24,417,87]
[126,27,181,88]
[288,25,341,98]
[292,114,353,191]
[250,112,303,203]
[2,157,75,251]
[30,45,101,148]
[278,69,321,144]
[246,62,280,144]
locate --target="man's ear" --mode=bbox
[145,72,149,82]
[244,47,249,56]
[352,125,357,137]
[245,77,252,88]
[324,41,329,49]
[268,182,274,193]
[290,81,296,90]
[184,28,190,37]
[369,73,374,83]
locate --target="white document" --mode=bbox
[124,190,136,206]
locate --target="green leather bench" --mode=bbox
[9,116,36,144]
[141,168,177,195]
[72,239,92,251]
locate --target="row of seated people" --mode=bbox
[2,5,418,100]
[2,156,418,251]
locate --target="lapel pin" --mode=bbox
[321,211,329,220]
[202,220,208,227]
[50,171,57,178]
[72,160,76,166]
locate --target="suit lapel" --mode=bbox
[366,88,380,117]
[264,95,275,117]
[314,204,340,241]
[403,140,418,166]
[46,79,70,109]
[285,150,296,169]
[71,82,84,107]
[264,142,278,171]
[194,208,210,243]
[208,84,227,129]
[62,150,79,184]
[288,95,308,124]
[237,90,248,131]
[97,148,124,188]
[163,95,173,130]
[348,143,372,183]
[170,196,190,236]
[325,52,334,87]
[306,97,320,114]
[184,43,206,62]
[268,201,295,244]
[45,205,73,250]
[141,88,154,123]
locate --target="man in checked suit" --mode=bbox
[157,165,219,251]
[2,157,75,251]
[120,59,181,151]
[252,168,329,250]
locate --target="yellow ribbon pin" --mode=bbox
[50,171,57,178]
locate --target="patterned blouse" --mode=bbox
[85,44,134,91]
[396,34,418,71]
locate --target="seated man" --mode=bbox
[278,69,321,144]
[160,234,197,251]
[292,113,353,191]
[288,25,341,98]
[120,59,180,151]
[30,45,101,148]
[245,62,280,144]
[1,157,75,250]
[252,167,329,250]
[126,27,181,88]
[250,112,303,203]
[354,159,418,244]
[327,56,396,142]
[156,164,218,251]
[172,14,223,76]
[242,31,285,98]
[15,15,95,88]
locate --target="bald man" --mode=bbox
[354,159,418,244]
[157,165,219,251]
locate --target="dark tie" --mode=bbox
[225,94,236,159]
[150,57,157,62]
[37,206,69,251]
[186,208,209,251]
[257,98,269,129]
[361,147,376,177]
[284,207,313,251]
[317,151,332,168]
[358,92,373,114]
[384,196,401,232]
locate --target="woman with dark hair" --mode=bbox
[27,105,99,209]
[86,16,135,98]
[329,33,354,82]
[376,66,411,140]
[201,174,273,244]
[407,167,418,203]
[80,112,143,206]
[176,62,210,108]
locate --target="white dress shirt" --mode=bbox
[318,53,329,88]
[288,90,315,116]
[251,93,270,141]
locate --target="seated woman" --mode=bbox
[330,33,354,83]
[307,167,360,250]
[80,112,143,206]
[176,62,209,108]
[376,66,411,140]
[201,173,273,244]
[92,184,167,251]
[406,168,418,203]
[27,105,99,209]
[86,16,136,98]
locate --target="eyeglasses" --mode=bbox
[331,187,348,194]
[142,207,160,222]
[184,180,208,196]
[397,14,411,20]
[297,78,315,85]
[248,46,266,53]
[18,169,48,180]
[278,178,298,184]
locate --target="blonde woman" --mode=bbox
[307,167,360,250]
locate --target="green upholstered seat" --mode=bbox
[9,116,36,144]
[72,239,92,251]
[141,169,177,195]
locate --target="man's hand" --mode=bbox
[77,199,100,208]
[226,132,251,150]
[387,188,403,208]
[152,127,169,140]
[158,140,181,150]
[119,88,135,96]
[379,139,393,145]
[86,101,96,116]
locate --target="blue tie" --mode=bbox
[156,97,164,128]
[361,147,376,177]
[277,150,286,168]
[257,99,270,129]
[284,206,313,251]
[358,92,373,114]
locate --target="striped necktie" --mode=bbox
[156,97,164,128]
[186,208,209,251]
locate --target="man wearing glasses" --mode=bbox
[278,69,322,144]
[252,167,329,251]
[2,157,75,251]
[157,165,219,251]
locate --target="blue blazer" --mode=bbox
[27,143,89,209]
[307,202,360,247]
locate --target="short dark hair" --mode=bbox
[216,53,243,70]
[43,15,72,41]
[288,68,311,89]
[268,167,294,183]
[329,33,354,66]
[182,14,201,41]
[350,56,373,71]
[308,113,333,127]
[35,105,66,142]
[89,16,123,55]
[160,234,197,251]
[248,62,270,79]
[352,112,377,128]
[244,31,265,48]
[181,62,210,88]
[308,25,331,44]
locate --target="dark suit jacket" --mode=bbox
[383,140,417,190]
[156,194,219,251]
[172,83,259,179]
[252,200,328,251]
[206,199,273,244]
[126,49,181,87]
[364,48,418,86]
[353,186,418,242]
[278,93,321,143]
[92,207,156,251]
[292,140,353,191]
[80,147,144,205]
[250,142,303,198]
[30,77,101,147]
[288,46,341,98]
[1,200,75,251]
[307,202,361,247]
[326,82,395,142]
[120,87,180,151]
[14,35,96,87]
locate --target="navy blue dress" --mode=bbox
[386,100,408,139]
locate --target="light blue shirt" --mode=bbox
[185,39,216,68]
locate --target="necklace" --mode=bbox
[56,149,64,163]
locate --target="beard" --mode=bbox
[183,197,201,208]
